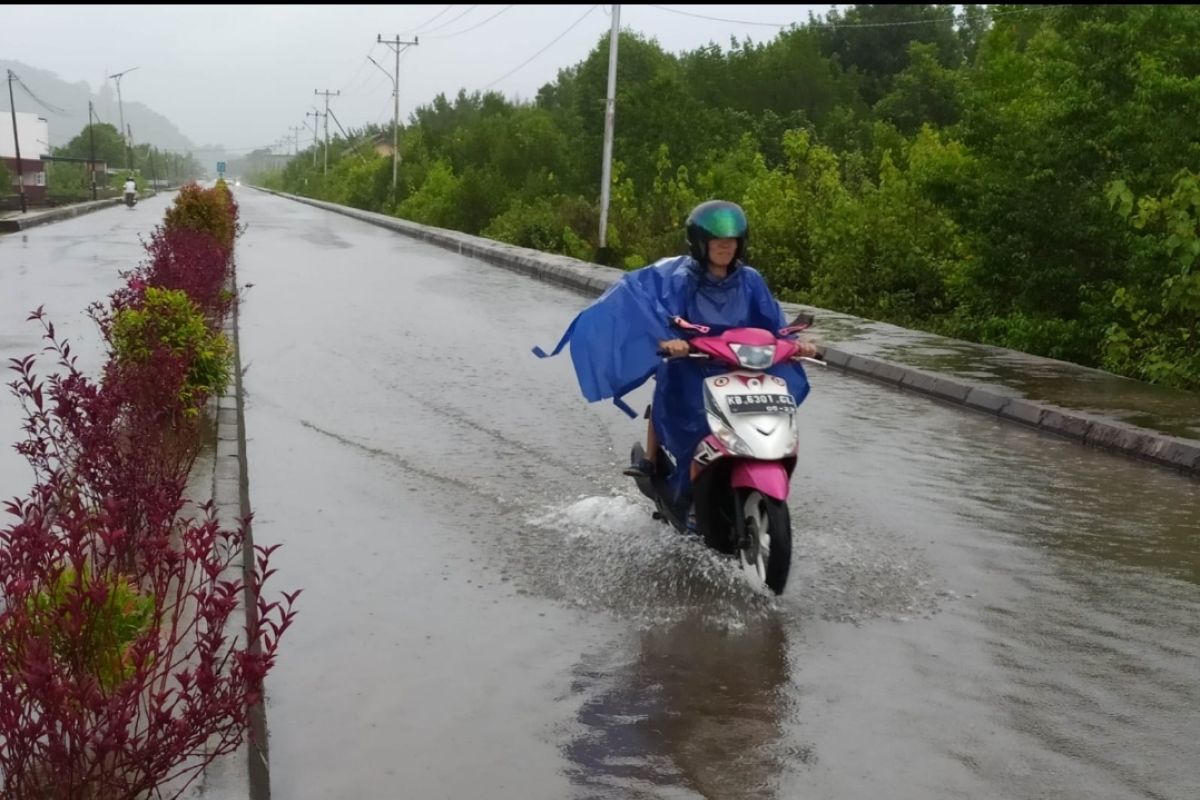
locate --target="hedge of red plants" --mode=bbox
[1,180,298,799]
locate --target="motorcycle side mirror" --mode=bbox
[780,312,815,336]
[671,316,712,335]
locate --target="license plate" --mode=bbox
[727,393,795,414]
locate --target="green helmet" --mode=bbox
[685,200,749,264]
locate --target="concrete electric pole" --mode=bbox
[305,109,322,168]
[107,66,139,171]
[6,69,27,213]
[314,89,340,176]
[598,5,620,254]
[373,34,419,193]
[88,101,98,200]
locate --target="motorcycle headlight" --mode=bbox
[704,385,754,457]
[730,344,776,369]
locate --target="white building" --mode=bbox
[1,112,50,199]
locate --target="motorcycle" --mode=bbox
[627,315,819,595]
[124,192,137,208]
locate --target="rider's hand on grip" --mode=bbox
[658,339,691,358]
[790,341,820,360]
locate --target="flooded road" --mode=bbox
[230,189,1199,800]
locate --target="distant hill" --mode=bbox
[1,59,195,153]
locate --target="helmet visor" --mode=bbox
[694,205,747,238]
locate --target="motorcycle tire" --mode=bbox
[738,489,792,595]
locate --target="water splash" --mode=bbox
[524,492,946,628]
[525,494,778,627]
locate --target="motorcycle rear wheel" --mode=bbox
[738,489,792,595]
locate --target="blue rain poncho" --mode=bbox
[534,255,810,499]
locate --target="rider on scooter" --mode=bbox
[534,200,818,501]
[123,176,137,206]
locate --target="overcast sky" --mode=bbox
[3,4,838,152]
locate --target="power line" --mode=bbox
[11,72,68,115]
[645,5,790,28]
[375,94,395,125]
[644,4,1071,30]
[965,5,1074,21]
[404,4,454,33]
[341,43,379,94]
[483,5,600,90]
[419,5,479,35]
[361,68,389,96]
[428,4,514,38]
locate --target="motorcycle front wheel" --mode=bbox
[737,489,792,595]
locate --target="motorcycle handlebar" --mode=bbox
[654,345,824,365]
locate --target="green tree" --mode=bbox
[809,129,968,324]
[874,41,962,134]
[945,5,1200,363]
[1104,175,1200,389]
[263,4,1200,388]
[396,159,464,229]
[55,122,125,171]
[818,4,963,105]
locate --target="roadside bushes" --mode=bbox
[1,182,297,799]
[109,286,232,410]
[162,180,239,254]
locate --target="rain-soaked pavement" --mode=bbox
[3,191,1199,800]
[0,193,174,494]
[231,190,1199,800]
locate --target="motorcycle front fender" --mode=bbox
[729,460,791,501]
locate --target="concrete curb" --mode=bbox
[225,271,272,800]
[218,269,271,799]
[0,197,125,232]
[252,187,1199,479]
[188,270,268,800]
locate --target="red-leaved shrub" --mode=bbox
[1,181,297,799]
[140,226,234,321]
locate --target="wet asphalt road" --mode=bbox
[0,195,173,497]
[4,191,1199,800]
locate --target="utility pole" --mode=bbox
[107,66,138,171]
[148,146,157,190]
[127,124,136,172]
[374,34,419,192]
[88,101,98,200]
[289,125,303,156]
[314,89,339,176]
[306,109,321,168]
[598,5,621,254]
[6,70,27,213]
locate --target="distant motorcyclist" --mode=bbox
[123,177,137,207]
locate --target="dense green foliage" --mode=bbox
[50,122,205,197]
[258,4,1200,390]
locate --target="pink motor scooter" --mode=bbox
[627,315,819,595]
